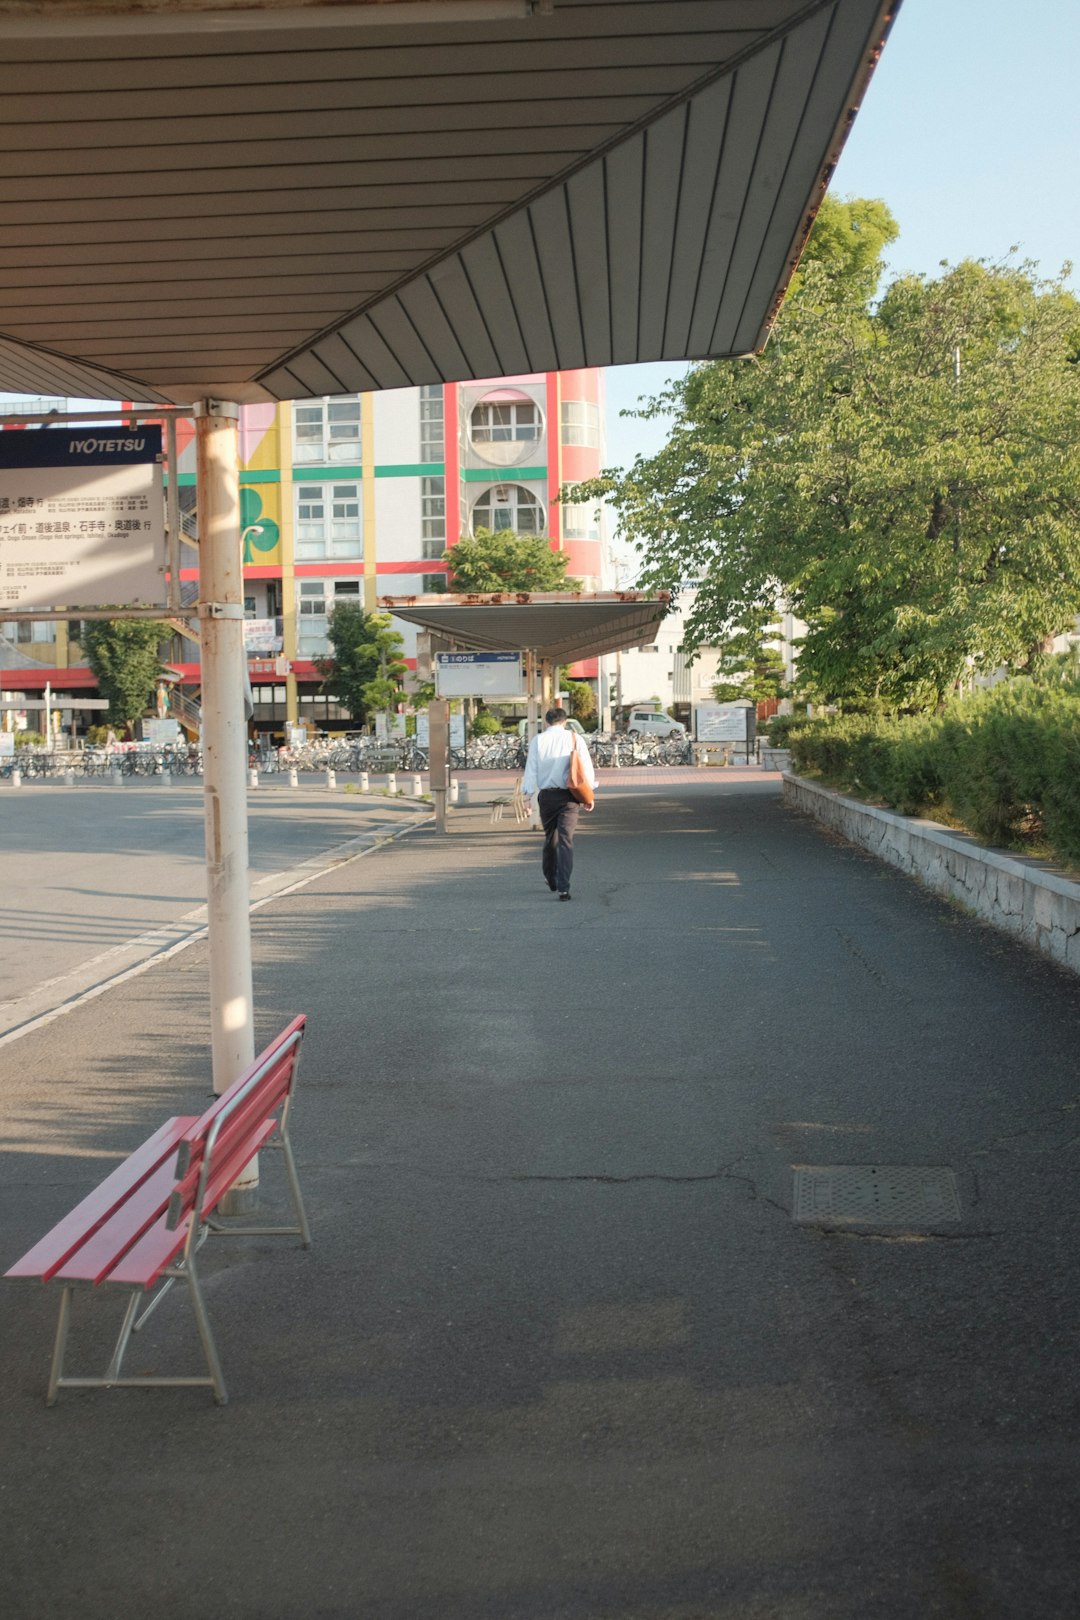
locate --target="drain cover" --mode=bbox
[792,1165,961,1227]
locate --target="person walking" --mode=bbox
[520,707,598,901]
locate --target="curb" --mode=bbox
[783,772,1080,977]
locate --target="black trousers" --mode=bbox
[538,787,580,894]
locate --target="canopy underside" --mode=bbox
[381,590,670,664]
[0,0,899,403]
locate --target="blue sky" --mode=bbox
[604,0,1080,472]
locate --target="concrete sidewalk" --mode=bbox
[2,779,1079,1620]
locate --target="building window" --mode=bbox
[420,475,445,543]
[297,581,327,656]
[422,573,448,594]
[421,539,445,560]
[560,400,600,448]
[419,384,444,464]
[14,620,54,644]
[470,399,540,445]
[559,502,599,540]
[471,483,545,536]
[294,482,362,561]
[297,579,360,657]
[293,396,361,464]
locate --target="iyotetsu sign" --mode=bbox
[0,426,166,613]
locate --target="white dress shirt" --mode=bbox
[521,726,599,796]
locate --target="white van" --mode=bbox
[626,709,686,739]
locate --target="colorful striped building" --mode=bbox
[0,368,607,736]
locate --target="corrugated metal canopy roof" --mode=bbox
[0,0,898,404]
[381,589,669,663]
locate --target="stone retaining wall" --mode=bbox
[783,772,1080,976]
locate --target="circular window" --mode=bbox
[471,484,546,536]
[468,390,543,468]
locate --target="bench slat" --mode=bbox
[171,1118,281,1233]
[168,1072,290,1228]
[4,1117,196,1283]
[174,1016,306,1175]
[54,1153,190,1286]
[106,1119,280,1288]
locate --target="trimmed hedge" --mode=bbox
[788,682,1080,865]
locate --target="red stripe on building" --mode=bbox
[443,382,460,543]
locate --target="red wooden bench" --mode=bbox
[5,1015,310,1406]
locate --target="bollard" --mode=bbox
[11,768,22,788]
[162,769,174,787]
[288,767,299,788]
[248,767,258,788]
[386,771,397,795]
[111,768,123,786]
[411,773,423,798]
[64,770,75,787]
[456,778,469,806]
[326,768,336,790]
[450,777,459,804]
[360,770,370,793]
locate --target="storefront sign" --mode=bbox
[244,618,283,654]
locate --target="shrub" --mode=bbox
[788,682,1080,865]
[472,712,502,737]
[764,711,813,748]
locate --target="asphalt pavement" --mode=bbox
[1,776,1079,1619]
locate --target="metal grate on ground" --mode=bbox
[792,1165,962,1228]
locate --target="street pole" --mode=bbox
[429,697,449,832]
[194,402,257,1204]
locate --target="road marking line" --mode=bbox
[0,812,430,1050]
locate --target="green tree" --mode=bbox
[578,199,1080,710]
[317,604,407,727]
[562,676,597,728]
[710,611,787,705]
[81,618,167,731]
[443,527,580,593]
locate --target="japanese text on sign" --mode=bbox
[0,426,166,613]
[435,652,525,698]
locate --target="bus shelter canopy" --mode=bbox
[380,590,669,665]
[0,0,898,404]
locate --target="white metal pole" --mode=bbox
[194,403,256,1146]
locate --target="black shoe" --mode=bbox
[558,892,571,901]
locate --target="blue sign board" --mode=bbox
[0,424,166,612]
[0,425,162,470]
[435,651,525,698]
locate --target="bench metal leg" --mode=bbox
[46,1286,73,1407]
[42,1269,226,1405]
[281,1129,312,1249]
[202,1130,312,1248]
[184,1257,228,1406]
[104,1292,141,1383]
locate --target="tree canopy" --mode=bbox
[578,195,1080,710]
[709,609,787,706]
[318,604,407,725]
[80,618,167,730]
[443,527,580,593]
